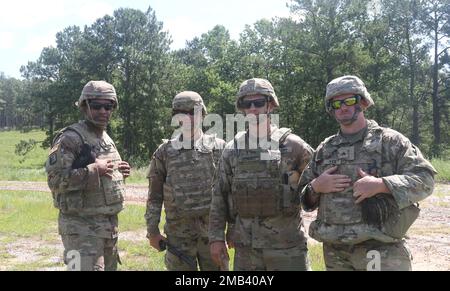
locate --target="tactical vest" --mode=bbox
[310,125,420,244]
[231,128,297,218]
[163,134,218,218]
[52,122,125,216]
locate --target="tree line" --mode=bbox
[1,0,449,165]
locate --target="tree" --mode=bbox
[420,0,450,156]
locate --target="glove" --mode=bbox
[72,143,96,169]
[361,194,397,227]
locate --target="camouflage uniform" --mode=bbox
[299,76,437,271]
[209,78,314,271]
[46,81,125,271]
[145,91,225,271]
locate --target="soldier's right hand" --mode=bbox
[210,241,229,267]
[312,166,352,194]
[95,159,114,179]
[149,234,166,251]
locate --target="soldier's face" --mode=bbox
[242,95,273,116]
[85,99,114,126]
[331,94,361,125]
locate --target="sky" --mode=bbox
[0,0,293,79]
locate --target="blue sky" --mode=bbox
[0,0,292,79]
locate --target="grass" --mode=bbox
[309,243,326,271]
[125,167,149,184]
[0,189,326,271]
[0,191,57,235]
[432,158,450,183]
[0,130,48,182]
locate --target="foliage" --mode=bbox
[0,0,447,161]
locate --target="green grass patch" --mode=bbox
[125,167,149,184]
[119,204,147,232]
[308,243,325,271]
[0,191,58,236]
[432,159,450,183]
[9,258,65,271]
[118,239,165,271]
[0,130,48,181]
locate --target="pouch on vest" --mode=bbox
[362,194,420,239]
[382,203,420,239]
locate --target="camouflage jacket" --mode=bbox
[209,127,313,249]
[299,120,436,243]
[145,133,225,238]
[45,120,124,238]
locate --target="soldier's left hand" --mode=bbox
[118,161,131,178]
[353,169,386,204]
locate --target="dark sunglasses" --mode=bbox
[239,98,268,109]
[89,102,115,111]
[172,109,195,116]
[328,95,361,110]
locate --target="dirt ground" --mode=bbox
[0,181,449,271]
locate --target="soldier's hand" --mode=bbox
[118,161,131,179]
[149,234,166,251]
[95,159,114,179]
[312,166,351,194]
[353,169,390,204]
[210,241,229,267]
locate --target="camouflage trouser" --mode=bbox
[165,235,219,271]
[61,234,119,271]
[323,240,412,271]
[234,242,310,271]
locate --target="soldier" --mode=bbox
[45,80,131,271]
[299,75,437,271]
[145,91,225,271]
[209,78,314,271]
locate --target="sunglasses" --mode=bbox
[89,102,115,111]
[328,95,361,110]
[239,98,268,109]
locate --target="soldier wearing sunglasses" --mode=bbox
[209,78,314,271]
[145,91,225,271]
[45,80,131,271]
[298,75,436,271]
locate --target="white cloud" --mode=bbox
[0,32,15,49]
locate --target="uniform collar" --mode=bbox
[331,119,382,146]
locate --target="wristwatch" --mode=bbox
[307,182,320,199]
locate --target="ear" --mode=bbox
[267,101,275,114]
[360,98,370,110]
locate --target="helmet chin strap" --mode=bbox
[84,102,106,129]
[333,104,362,125]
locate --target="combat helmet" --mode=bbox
[76,81,118,108]
[325,75,374,113]
[236,78,279,112]
[172,91,207,115]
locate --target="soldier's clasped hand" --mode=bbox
[118,161,131,178]
[353,168,390,204]
[311,166,352,194]
[95,159,114,178]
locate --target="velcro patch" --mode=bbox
[49,153,58,165]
